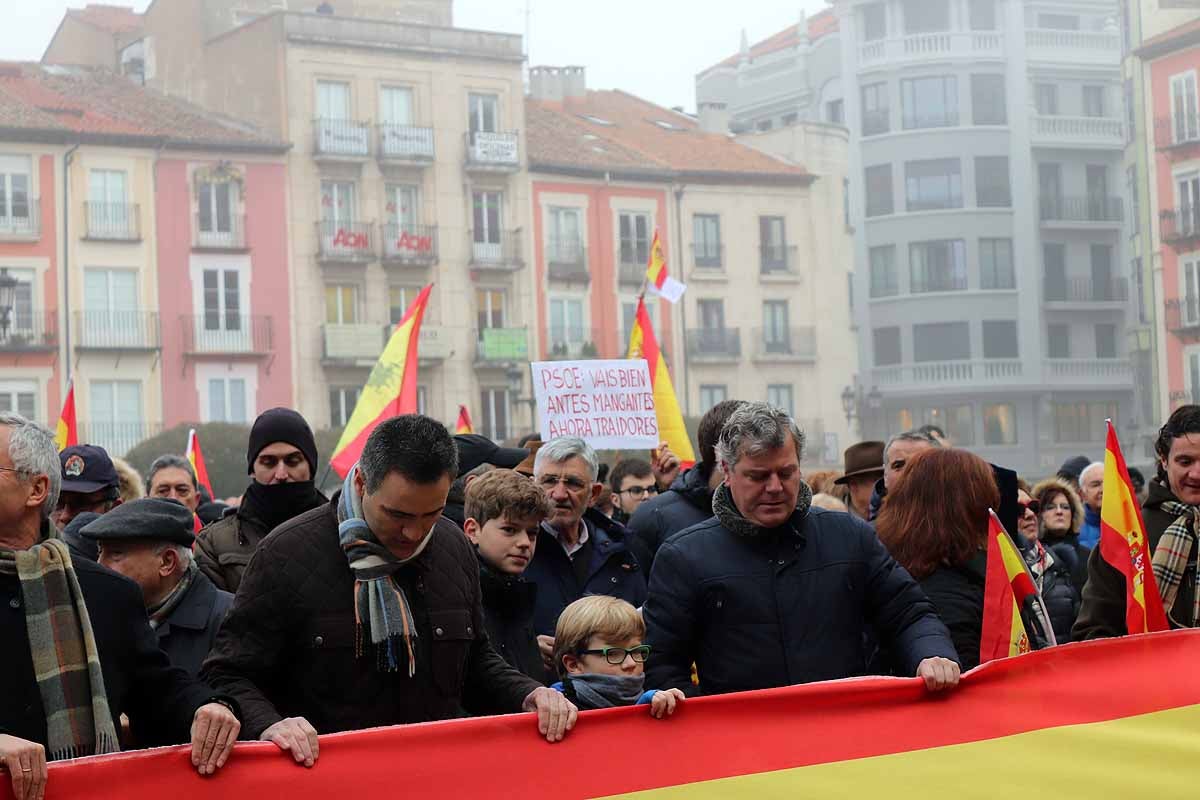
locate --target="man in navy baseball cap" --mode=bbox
[52,444,122,529]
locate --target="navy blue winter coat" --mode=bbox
[626,465,715,573]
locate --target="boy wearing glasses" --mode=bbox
[551,596,685,718]
[608,459,658,525]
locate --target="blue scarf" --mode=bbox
[567,673,646,709]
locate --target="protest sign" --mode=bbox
[531,359,658,449]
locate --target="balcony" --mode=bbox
[691,243,724,271]
[464,131,520,172]
[323,323,449,365]
[1044,358,1134,388]
[760,244,798,275]
[74,310,160,352]
[1155,114,1200,155]
[1038,196,1123,227]
[78,422,162,458]
[382,224,438,266]
[313,118,370,159]
[377,124,435,164]
[316,220,375,263]
[0,311,57,352]
[872,359,1024,391]
[0,205,39,241]
[901,111,960,130]
[193,212,246,251]
[181,315,273,356]
[1032,115,1124,150]
[475,327,529,365]
[84,202,140,241]
[857,31,1003,67]
[545,327,603,360]
[618,253,647,286]
[469,230,524,272]
[1043,276,1129,306]
[752,326,816,362]
[1024,29,1121,66]
[912,273,968,293]
[546,237,589,283]
[1166,297,1200,339]
[1161,208,1200,252]
[686,328,741,362]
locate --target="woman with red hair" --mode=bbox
[876,448,999,671]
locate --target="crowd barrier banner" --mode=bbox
[8,629,1200,799]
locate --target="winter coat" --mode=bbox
[1,555,224,751]
[1038,542,1082,644]
[626,466,715,573]
[643,506,959,696]
[1079,506,1102,550]
[200,495,542,739]
[478,556,549,684]
[156,570,234,679]
[523,508,648,636]
[1074,479,1198,638]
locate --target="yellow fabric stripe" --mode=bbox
[603,704,1200,799]
[334,315,417,452]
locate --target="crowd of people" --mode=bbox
[2,397,1198,800]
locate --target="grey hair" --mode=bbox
[1080,462,1105,484]
[883,430,941,464]
[146,454,197,493]
[0,413,61,520]
[154,542,193,569]
[533,437,599,482]
[714,403,805,469]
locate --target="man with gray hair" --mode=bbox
[644,403,961,698]
[146,454,201,515]
[525,437,647,641]
[1077,461,1105,550]
[867,429,943,521]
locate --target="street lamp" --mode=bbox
[0,268,18,341]
[841,384,884,438]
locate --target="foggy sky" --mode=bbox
[7,1,827,111]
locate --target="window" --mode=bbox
[861,2,886,41]
[983,404,1017,445]
[910,240,967,292]
[1054,402,1117,444]
[316,80,351,120]
[548,207,583,265]
[763,301,789,353]
[389,285,422,324]
[1179,173,1200,232]
[89,380,142,456]
[781,112,799,126]
[548,297,586,354]
[320,180,355,224]
[387,184,419,228]
[88,170,130,235]
[968,0,997,30]
[864,164,893,217]
[982,320,1018,359]
[1082,86,1106,118]
[767,385,794,416]
[1170,72,1200,143]
[330,386,361,428]
[202,268,242,337]
[756,119,774,132]
[479,388,510,440]
[472,191,503,257]
[208,377,248,424]
[0,381,36,420]
[1091,244,1115,300]
[619,212,651,267]
[905,158,962,211]
[975,156,1011,207]
[83,268,139,346]
[1034,84,1059,116]
[759,216,788,271]
[1095,324,1117,359]
[980,239,1014,290]
[324,284,358,324]
[913,322,970,362]
[468,93,499,134]
[692,214,722,267]
[869,245,899,297]
[0,155,32,229]
[924,406,974,446]
[476,288,506,330]
[1191,353,1200,405]
[861,83,889,136]
[1047,324,1071,359]
[873,326,902,366]
[697,299,726,330]
[889,408,915,435]
[699,385,728,413]
[970,74,1006,125]
[1038,14,1080,30]
[621,299,657,349]
[903,0,949,33]
[380,86,414,125]
[901,76,957,129]
[197,180,235,240]
[826,99,844,125]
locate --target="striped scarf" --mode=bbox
[337,465,431,675]
[1153,501,1200,628]
[147,561,198,630]
[0,536,119,761]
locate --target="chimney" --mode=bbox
[698,101,731,134]
[529,66,586,102]
[563,66,586,99]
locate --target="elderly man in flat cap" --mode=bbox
[84,498,233,679]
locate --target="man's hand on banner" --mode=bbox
[190,703,241,775]
[260,716,320,768]
[916,657,961,693]
[0,734,47,800]
[652,442,681,490]
[522,687,578,743]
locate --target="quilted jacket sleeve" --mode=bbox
[642,536,701,695]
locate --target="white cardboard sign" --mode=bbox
[531,359,658,450]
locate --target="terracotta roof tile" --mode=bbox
[67,4,143,35]
[700,9,838,75]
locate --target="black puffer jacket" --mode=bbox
[1038,542,1082,644]
[919,553,986,672]
[478,557,549,685]
[627,465,715,572]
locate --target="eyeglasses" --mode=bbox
[617,486,658,499]
[577,644,652,664]
[1019,500,1041,515]
[538,475,590,492]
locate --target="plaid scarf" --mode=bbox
[336,465,430,676]
[0,536,119,761]
[1153,501,1200,628]
[147,561,198,630]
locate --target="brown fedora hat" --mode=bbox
[834,441,885,484]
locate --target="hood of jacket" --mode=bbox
[1144,477,1182,513]
[672,464,716,513]
[1030,477,1085,536]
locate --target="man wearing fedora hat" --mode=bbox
[834,442,885,521]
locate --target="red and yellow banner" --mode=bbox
[980,510,1038,663]
[454,405,474,435]
[185,429,214,501]
[54,380,77,452]
[627,297,694,467]
[14,631,1200,798]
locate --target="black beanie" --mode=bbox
[247,408,319,475]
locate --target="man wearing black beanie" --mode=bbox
[196,408,326,592]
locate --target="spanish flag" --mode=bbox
[186,428,214,500]
[330,284,433,477]
[54,380,78,452]
[980,510,1053,664]
[455,405,474,435]
[645,230,686,304]
[1100,420,1170,634]
[627,297,695,468]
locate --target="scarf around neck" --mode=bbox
[711,481,813,538]
[1153,500,1200,628]
[337,465,433,675]
[242,479,326,533]
[567,672,646,709]
[0,534,119,761]
[147,560,198,630]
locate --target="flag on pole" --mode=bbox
[455,405,474,435]
[1100,420,1170,634]
[186,428,215,500]
[627,297,695,468]
[979,510,1055,664]
[645,230,686,304]
[54,380,78,452]
[330,284,434,477]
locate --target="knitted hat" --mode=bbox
[247,408,318,475]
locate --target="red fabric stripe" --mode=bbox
[634,298,661,384]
